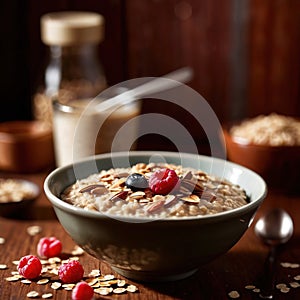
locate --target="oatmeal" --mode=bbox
[0,179,38,203]
[230,113,300,146]
[61,163,249,218]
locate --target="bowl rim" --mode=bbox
[44,151,267,222]
[0,121,52,143]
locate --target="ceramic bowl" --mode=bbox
[0,179,40,218]
[44,151,267,282]
[223,126,300,194]
[0,121,55,172]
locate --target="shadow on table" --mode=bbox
[142,248,299,300]
[1,205,57,220]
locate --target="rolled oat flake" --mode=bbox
[228,290,240,298]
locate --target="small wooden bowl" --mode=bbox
[0,121,55,172]
[0,179,40,218]
[223,126,300,194]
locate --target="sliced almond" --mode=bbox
[110,178,126,188]
[164,195,177,208]
[182,170,193,180]
[147,200,165,213]
[201,191,216,201]
[130,191,146,199]
[109,191,128,202]
[181,194,200,204]
[91,187,108,196]
[79,184,105,193]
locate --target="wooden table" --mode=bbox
[0,169,299,300]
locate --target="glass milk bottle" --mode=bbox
[33,11,107,129]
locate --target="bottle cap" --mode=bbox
[41,11,104,46]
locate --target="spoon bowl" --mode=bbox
[255,208,294,246]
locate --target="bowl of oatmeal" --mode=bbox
[223,113,300,193]
[0,178,40,218]
[44,151,267,281]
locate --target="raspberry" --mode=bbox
[59,260,84,283]
[149,168,179,195]
[72,281,94,300]
[37,237,62,258]
[17,255,42,279]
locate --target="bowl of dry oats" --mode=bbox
[223,113,300,193]
[44,151,267,282]
[0,178,40,217]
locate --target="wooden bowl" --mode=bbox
[0,179,40,218]
[223,126,300,194]
[0,121,55,172]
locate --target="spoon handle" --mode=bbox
[259,246,277,299]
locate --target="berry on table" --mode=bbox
[125,173,148,191]
[149,168,179,195]
[17,255,42,279]
[58,260,84,283]
[37,237,62,258]
[72,281,94,300]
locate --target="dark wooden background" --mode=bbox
[1,0,299,141]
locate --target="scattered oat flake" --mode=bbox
[37,278,49,285]
[127,284,138,293]
[21,279,32,284]
[245,285,256,290]
[42,293,53,299]
[294,275,300,281]
[69,256,79,261]
[27,291,39,298]
[103,274,115,280]
[0,237,5,244]
[281,262,300,268]
[228,290,240,298]
[86,278,98,286]
[117,279,126,287]
[100,281,111,287]
[94,287,113,295]
[0,264,8,269]
[113,287,127,294]
[252,288,260,293]
[71,245,84,256]
[51,282,61,289]
[11,271,19,275]
[12,260,20,265]
[280,287,290,293]
[48,257,61,264]
[27,225,42,236]
[89,269,101,277]
[276,283,287,289]
[6,276,20,282]
[63,284,74,291]
[290,281,300,288]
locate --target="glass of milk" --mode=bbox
[52,87,141,167]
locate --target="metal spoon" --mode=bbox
[254,208,294,299]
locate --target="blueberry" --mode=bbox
[125,173,148,191]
